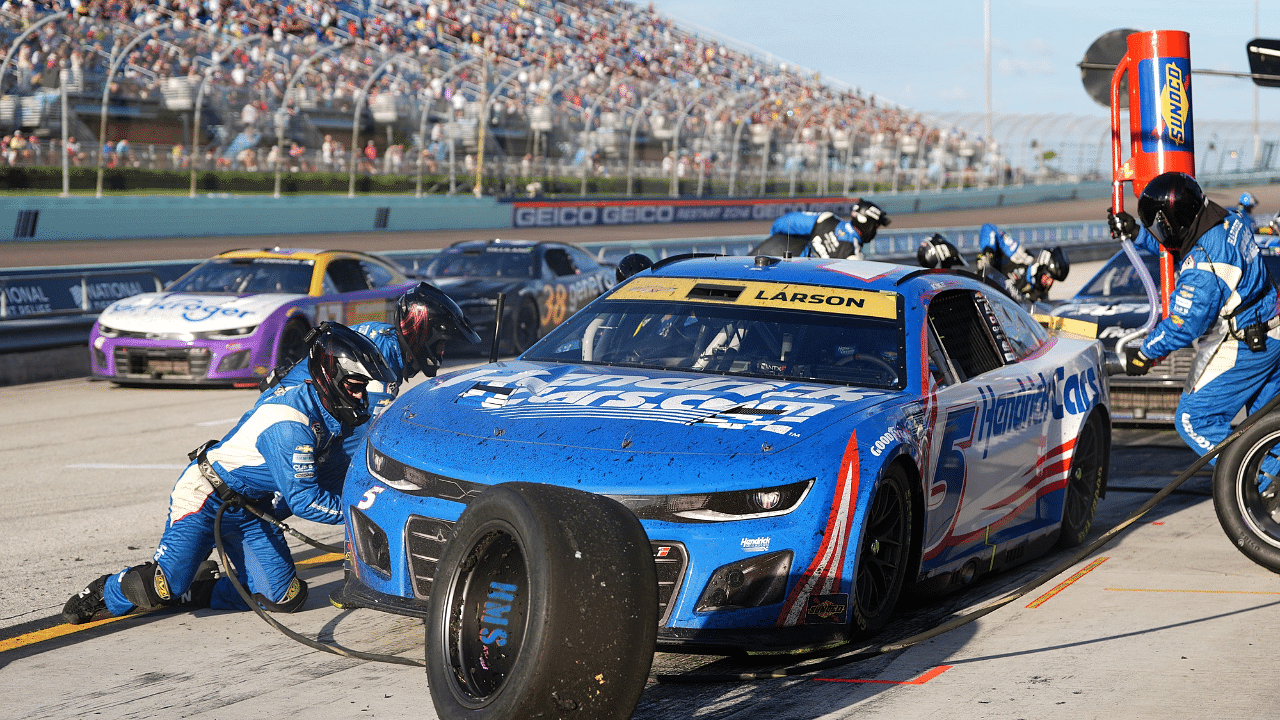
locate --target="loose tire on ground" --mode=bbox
[1213,411,1280,574]
[425,483,657,720]
[850,464,912,638]
[1057,409,1109,548]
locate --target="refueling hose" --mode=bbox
[213,393,1280,682]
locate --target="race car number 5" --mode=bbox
[357,486,384,510]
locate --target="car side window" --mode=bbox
[927,289,1005,379]
[544,248,579,277]
[360,260,397,288]
[983,291,1047,360]
[566,245,601,271]
[326,259,371,293]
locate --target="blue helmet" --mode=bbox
[1240,192,1257,211]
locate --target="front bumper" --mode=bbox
[341,463,843,652]
[90,333,270,385]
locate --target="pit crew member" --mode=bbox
[258,282,480,489]
[61,324,395,624]
[976,222,1069,304]
[1109,172,1280,464]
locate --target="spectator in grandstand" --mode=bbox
[321,135,335,171]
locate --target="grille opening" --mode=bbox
[351,507,392,577]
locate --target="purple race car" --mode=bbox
[89,247,415,386]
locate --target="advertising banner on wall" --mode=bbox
[510,197,859,229]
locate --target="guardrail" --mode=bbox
[0,221,1118,354]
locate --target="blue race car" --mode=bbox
[336,255,1111,652]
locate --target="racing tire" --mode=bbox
[276,318,311,368]
[1057,410,1109,549]
[424,483,657,720]
[850,464,912,638]
[509,298,540,356]
[1213,411,1280,574]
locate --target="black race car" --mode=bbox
[423,239,615,355]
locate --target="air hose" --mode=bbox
[651,390,1280,684]
[212,500,425,668]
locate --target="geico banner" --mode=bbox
[511,198,857,228]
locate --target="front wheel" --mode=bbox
[276,319,311,369]
[850,464,912,638]
[508,298,540,356]
[424,483,657,720]
[1213,411,1280,573]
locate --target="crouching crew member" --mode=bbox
[61,324,395,624]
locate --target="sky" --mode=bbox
[650,0,1276,123]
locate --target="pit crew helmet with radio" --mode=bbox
[308,322,396,427]
[395,282,481,376]
[1137,171,1208,257]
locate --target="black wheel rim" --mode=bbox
[1237,430,1280,549]
[855,476,908,620]
[443,528,529,706]
[512,303,538,353]
[278,322,309,366]
[1063,418,1102,530]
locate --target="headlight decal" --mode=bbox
[605,479,813,524]
[365,442,488,502]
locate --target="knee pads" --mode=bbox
[253,576,309,614]
[119,562,173,610]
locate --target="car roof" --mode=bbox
[642,254,980,296]
[214,247,353,261]
[445,238,552,252]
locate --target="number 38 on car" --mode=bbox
[338,254,1111,651]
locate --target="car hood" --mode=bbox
[429,277,528,301]
[1050,296,1153,350]
[95,292,303,333]
[369,361,906,492]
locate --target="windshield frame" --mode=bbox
[168,257,317,295]
[523,284,908,391]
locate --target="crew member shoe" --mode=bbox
[62,574,115,625]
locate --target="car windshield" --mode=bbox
[425,248,538,278]
[524,295,906,390]
[168,258,315,294]
[1076,251,1160,299]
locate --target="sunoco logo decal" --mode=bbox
[1139,56,1193,153]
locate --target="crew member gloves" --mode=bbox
[1108,209,1139,240]
[1124,346,1153,376]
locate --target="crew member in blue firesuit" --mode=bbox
[749,200,891,260]
[1109,172,1280,464]
[257,282,480,489]
[61,324,396,624]
[976,223,1070,304]
[1238,192,1259,231]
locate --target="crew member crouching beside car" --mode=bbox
[61,324,395,624]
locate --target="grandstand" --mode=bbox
[0,0,989,195]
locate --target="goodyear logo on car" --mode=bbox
[1139,56,1193,153]
[611,277,898,319]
